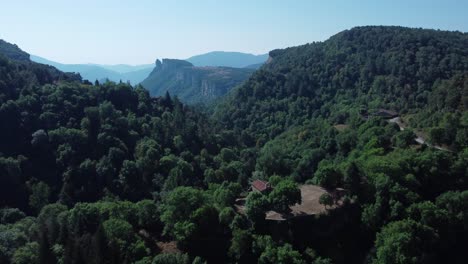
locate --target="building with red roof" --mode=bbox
[251,180,271,193]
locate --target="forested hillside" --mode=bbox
[213,26,468,263]
[0,45,235,263]
[216,26,467,144]
[0,26,467,264]
[0,40,30,62]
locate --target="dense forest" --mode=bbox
[0,26,467,264]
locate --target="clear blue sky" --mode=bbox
[1,0,466,65]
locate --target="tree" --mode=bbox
[218,207,236,227]
[429,127,445,145]
[229,228,252,262]
[212,182,242,208]
[103,218,147,263]
[163,160,194,192]
[374,220,438,264]
[272,244,305,264]
[253,235,305,264]
[336,130,357,154]
[268,179,301,214]
[268,175,282,187]
[319,193,334,209]
[29,181,50,213]
[174,205,222,256]
[135,138,161,182]
[152,253,189,264]
[313,161,342,189]
[256,142,293,177]
[0,226,29,262]
[134,200,160,231]
[342,161,361,194]
[392,129,416,148]
[0,157,25,208]
[406,201,447,230]
[245,192,270,226]
[117,160,143,200]
[218,148,238,163]
[12,242,39,264]
[0,208,26,224]
[160,187,205,236]
[37,203,67,250]
[31,130,48,147]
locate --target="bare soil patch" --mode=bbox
[333,124,349,131]
[156,241,181,254]
[235,185,344,221]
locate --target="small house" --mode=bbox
[251,180,271,193]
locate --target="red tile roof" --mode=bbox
[252,180,269,192]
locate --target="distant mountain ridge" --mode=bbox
[29,51,268,85]
[93,63,154,74]
[141,59,255,104]
[186,51,268,68]
[30,55,153,84]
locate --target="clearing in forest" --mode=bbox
[236,185,345,221]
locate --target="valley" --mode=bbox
[0,24,467,264]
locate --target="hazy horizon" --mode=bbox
[1,0,467,65]
[30,51,268,67]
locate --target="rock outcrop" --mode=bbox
[141,59,255,104]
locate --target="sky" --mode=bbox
[0,0,467,65]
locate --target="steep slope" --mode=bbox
[216,26,468,145]
[0,40,81,95]
[0,39,30,61]
[141,59,255,104]
[186,51,268,68]
[212,26,467,263]
[0,39,229,263]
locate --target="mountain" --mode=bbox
[0,39,81,84]
[29,51,268,85]
[186,51,268,68]
[0,39,234,263]
[96,63,154,74]
[141,59,255,104]
[243,62,264,69]
[30,55,153,84]
[31,55,120,81]
[0,39,30,61]
[212,26,468,262]
[216,26,468,143]
[1,26,467,264]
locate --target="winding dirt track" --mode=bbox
[388,117,451,152]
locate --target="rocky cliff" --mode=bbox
[141,59,254,104]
